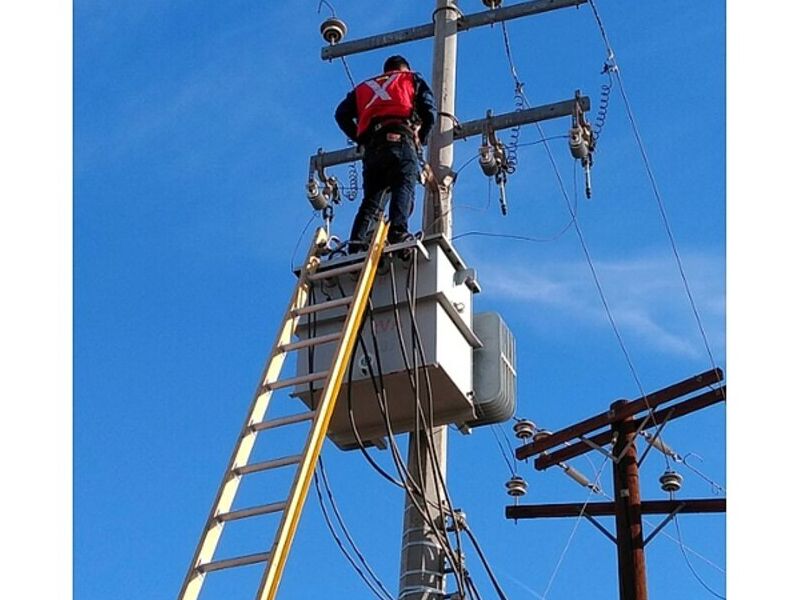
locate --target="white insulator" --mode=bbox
[569,127,589,159]
[562,464,591,488]
[642,431,677,459]
[659,469,683,493]
[320,17,347,45]
[513,419,536,440]
[532,430,552,444]
[306,180,328,211]
[479,145,499,176]
[505,475,528,498]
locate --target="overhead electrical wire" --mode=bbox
[673,515,726,599]
[497,18,674,470]
[541,455,611,599]
[584,0,721,378]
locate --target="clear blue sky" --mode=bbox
[73,2,727,599]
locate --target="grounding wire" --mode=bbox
[585,0,721,377]
[674,515,726,599]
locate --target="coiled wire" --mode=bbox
[505,82,525,174]
[592,67,614,144]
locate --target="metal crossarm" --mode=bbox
[178,219,389,600]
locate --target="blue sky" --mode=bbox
[70,1,730,599]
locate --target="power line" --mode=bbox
[541,455,611,598]
[673,515,726,599]
[585,0,721,376]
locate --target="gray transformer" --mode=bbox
[293,235,516,449]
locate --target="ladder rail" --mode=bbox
[177,227,328,600]
[257,219,390,600]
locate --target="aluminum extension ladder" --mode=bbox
[178,219,389,600]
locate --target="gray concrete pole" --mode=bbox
[422,0,458,239]
[399,2,458,599]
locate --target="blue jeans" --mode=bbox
[350,134,418,246]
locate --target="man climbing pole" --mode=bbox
[335,55,436,253]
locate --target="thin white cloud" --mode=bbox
[478,250,725,359]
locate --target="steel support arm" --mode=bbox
[321,0,587,60]
[309,96,588,172]
[505,498,726,520]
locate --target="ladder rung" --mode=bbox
[234,455,303,475]
[306,262,364,281]
[265,371,328,391]
[291,296,352,317]
[197,551,271,573]
[216,501,287,523]
[279,332,341,353]
[251,411,316,432]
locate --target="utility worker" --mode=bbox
[335,55,436,253]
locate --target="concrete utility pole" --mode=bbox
[399,3,459,600]
[315,1,592,598]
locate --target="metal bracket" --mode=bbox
[637,407,675,467]
[583,513,617,544]
[644,502,686,546]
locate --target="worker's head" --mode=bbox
[383,55,411,73]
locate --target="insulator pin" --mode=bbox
[659,469,684,493]
[513,419,536,440]
[483,0,502,8]
[320,17,347,45]
[505,475,528,498]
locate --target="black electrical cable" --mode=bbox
[673,515,726,599]
[317,459,395,599]
[306,287,393,599]
[363,294,467,598]
[402,254,469,594]
[312,469,394,600]
[462,524,510,600]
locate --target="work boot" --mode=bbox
[347,240,368,255]
[388,229,415,245]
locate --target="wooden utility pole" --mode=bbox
[611,400,647,600]
[506,369,726,600]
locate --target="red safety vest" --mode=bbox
[354,70,415,138]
